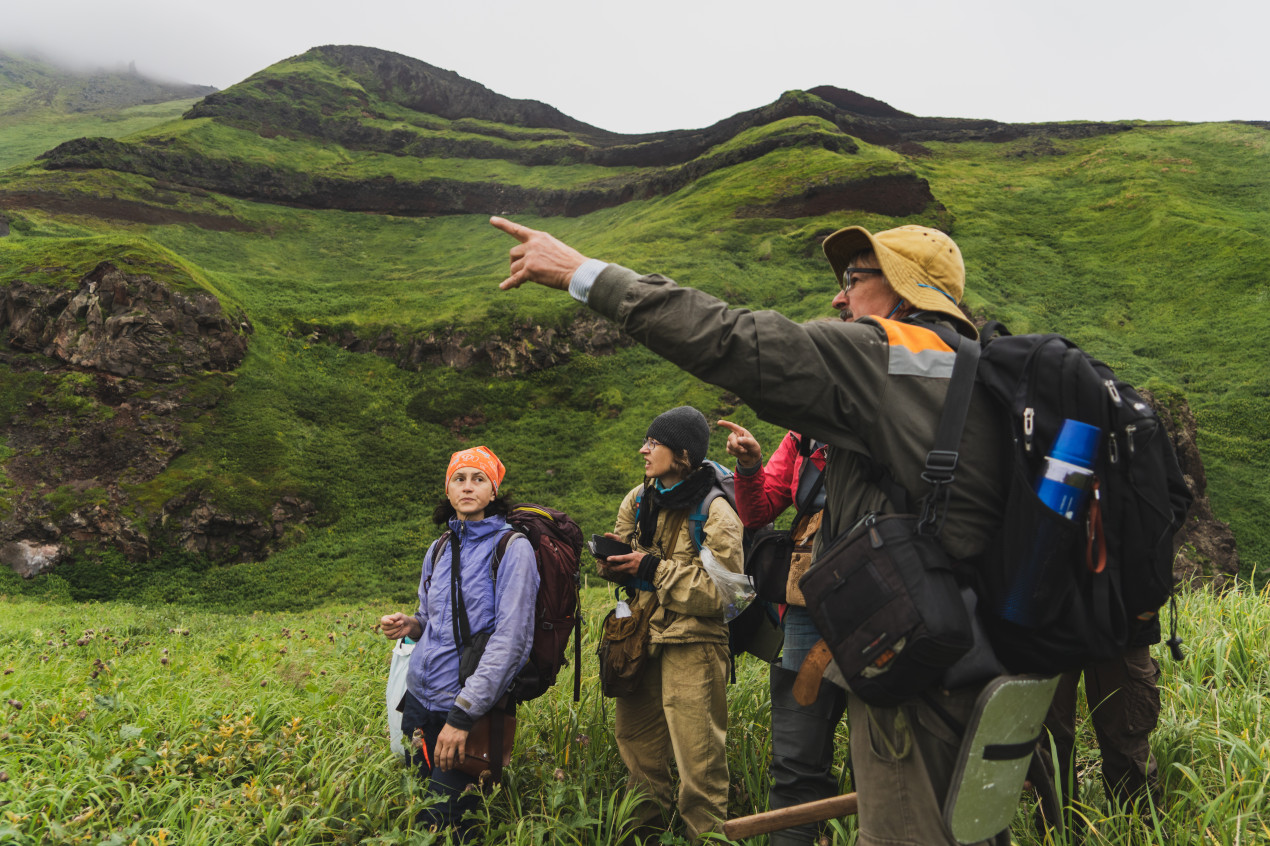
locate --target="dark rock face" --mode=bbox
[40,127,916,219]
[159,492,317,562]
[2,262,250,381]
[0,264,313,575]
[301,310,632,376]
[736,173,941,220]
[1149,390,1240,589]
[806,86,916,119]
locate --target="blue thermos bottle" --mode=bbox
[1035,419,1100,518]
[1000,419,1101,625]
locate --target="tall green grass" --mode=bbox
[2,582,1267,844]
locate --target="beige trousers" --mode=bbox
[614,640,730,843]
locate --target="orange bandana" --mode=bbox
[445,446,506,492]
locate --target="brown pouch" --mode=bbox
[783,512,822,606]
[459,695,517,782]
[785,551,814,606]
[597,589,661,698]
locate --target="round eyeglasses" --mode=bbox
[840,267,885,292]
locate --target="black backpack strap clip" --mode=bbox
[917,338,981,536]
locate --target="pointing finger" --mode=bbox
[490,216,531,243]
[716,419,748,437]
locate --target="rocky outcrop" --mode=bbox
[736,172,942,220]
[300,310,631,376]
[1151,390,1240,589]
[1,261,250,380]
[0,540,60,579]
[303,45,601,135]
[160,494,317,562]
[0,264,308,576]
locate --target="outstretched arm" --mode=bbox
[490,216,590,291]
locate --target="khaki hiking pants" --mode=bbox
[614,640,730,843]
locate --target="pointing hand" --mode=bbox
[717,419,762,469]
[490,216,589,291]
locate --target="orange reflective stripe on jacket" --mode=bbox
[874,317,958,379]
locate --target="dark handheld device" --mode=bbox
[589,534,633,559]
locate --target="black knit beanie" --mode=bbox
[646,406,710,467]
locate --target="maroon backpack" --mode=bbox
[435,503,584,703]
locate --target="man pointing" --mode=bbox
[490,215,1010,846]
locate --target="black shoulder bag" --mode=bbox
[798,339,983,707]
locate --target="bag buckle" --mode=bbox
[921,450,960,485]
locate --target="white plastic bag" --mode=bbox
[387,638,415,756]
[699,546,755,621]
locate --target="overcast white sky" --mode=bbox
[3,0,1265,133]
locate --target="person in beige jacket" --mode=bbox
[596,405,745,843]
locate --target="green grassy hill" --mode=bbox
[0,45,1265,609]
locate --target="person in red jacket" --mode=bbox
[719,422,839,846]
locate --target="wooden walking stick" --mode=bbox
[722,793,859,840]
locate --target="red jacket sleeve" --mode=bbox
[734,431,801,529]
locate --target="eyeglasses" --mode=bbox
[641,437,665,451]
[840,267,885,292]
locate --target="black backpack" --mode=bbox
[432,503,584,702]
[944,321,1193,674]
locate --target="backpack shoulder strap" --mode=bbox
[688,460,737,552]
[688,491,720,552]
[424,529,451,592]
[490,528,527,584]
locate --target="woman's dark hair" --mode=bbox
[669,448,695,479]
[432,492,512,525]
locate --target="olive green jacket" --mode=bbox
[589,265,1010,562]
[613,483,745,645]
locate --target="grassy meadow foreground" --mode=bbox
[1,583,1267,845]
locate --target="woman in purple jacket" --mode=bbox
[380,446,539,839]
